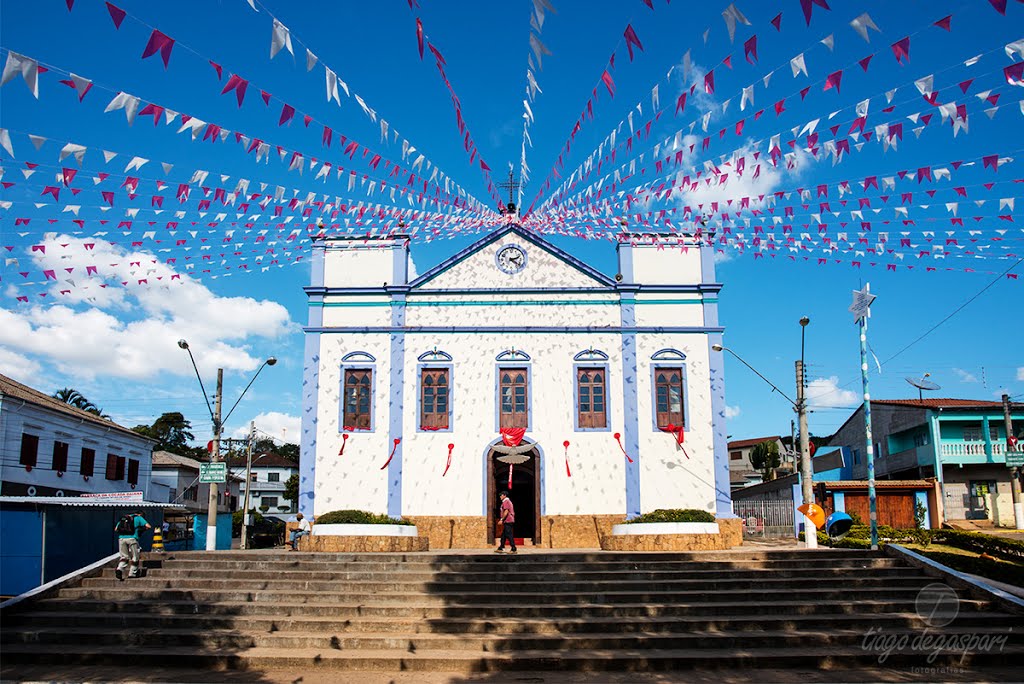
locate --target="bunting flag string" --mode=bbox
[411,14,503,208]
[537,57,1019,220]
[535,8,989,216]
[0,51,489,217]
[81,3,491,214]
[515,0,558,209]
[93,0,490,213]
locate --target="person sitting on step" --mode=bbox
[289,512,311,551]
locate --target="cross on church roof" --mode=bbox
[497,169,523,216]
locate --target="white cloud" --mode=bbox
[1018,367,1024,382]
[713,250,734,264]
[724,404,741,419]
[806,376,859,409]
[0,346,42,382]
[0,236,295,381]
[953,368,978,383]
[232,411,300,444]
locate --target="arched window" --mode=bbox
[420,368,450,429]
[576,368,607,428]
[499,368,529,428]
[344,369,372,429]
[654,368,684,428]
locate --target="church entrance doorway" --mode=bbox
[486,448,540,545]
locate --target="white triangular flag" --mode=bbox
[104,92,141,125]
[1,52,39,98]
[849,13,880,43]
[790,53,807,78]
[29,134,46,150]
[270,19,294,59]
[162,162,173,174]
[306,49,318,72]
[102,150,118,163]
[0,128,14,157]
[820,34,834,52]
[325,67,341,105]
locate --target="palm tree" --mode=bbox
[52,387,110,419]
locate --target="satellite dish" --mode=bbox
[906,373,941,402]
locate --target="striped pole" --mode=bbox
[851,283,878,551]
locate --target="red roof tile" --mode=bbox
[727,436,783,450]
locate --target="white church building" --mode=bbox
[298,224,731,547]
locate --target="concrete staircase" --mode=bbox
[2,549,1022,677]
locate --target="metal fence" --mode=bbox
[733,499,795,539]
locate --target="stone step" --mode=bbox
[28,597,995,619]
[145,557,903,573]
[149,549,878,563]
[81,574,936,594]
[132,565,922,583]
[6,625,1022,652]
[3,643,1021,671]
[8,609,1014,636]
[55,584,944,606]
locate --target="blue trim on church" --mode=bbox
[387,295,406,518]
[620,290,641,518]
[701,244,734,518]
[299,243,326,517]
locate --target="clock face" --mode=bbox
[496,244,527,275]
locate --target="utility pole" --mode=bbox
[796,359,817,549]
[1003,393,1024,530]
[240,420,256,550]
[206,369,224,551]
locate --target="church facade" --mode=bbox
[299,225,731,547]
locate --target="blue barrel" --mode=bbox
[825,512,853,540]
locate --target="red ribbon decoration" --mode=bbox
[613,432,634,463]
[508,463,514,490]
[380,438,401,470]
[500,427,526,447]
[338,433,348,456]
[658,424,690,459]
[443,443,454,476]
[563,440,572,477]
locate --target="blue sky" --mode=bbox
[0,0,1021,446]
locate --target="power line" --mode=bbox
[880,257,1023,367]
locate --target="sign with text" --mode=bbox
[1006,450,1024,468]
[200,462,227,483]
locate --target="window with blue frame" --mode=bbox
[499,368,528,428]
[343,369,372,429]
[654,367,685,428]
[576,367,607,429]
[420,368,450,429]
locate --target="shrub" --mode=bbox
[930,529,1024,562]
[914,550,1024,588]
[625,508,716,524]
[315,509,414,526]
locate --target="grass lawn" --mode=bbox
[905,542,1024,589]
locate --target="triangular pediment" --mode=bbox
[410,225,613,290]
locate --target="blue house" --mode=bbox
[829,398,1023,525]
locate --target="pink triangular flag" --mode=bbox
[105,2,126,29]
[141,29,175,69]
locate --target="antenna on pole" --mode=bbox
[905,373,941,403]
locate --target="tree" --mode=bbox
[52,387,110,419]
[750,440,782,482]
[283,473,299,506]
[133,412,204,458]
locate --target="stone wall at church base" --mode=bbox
[297,534,429,553]
[405,516,492,549]
[600,517,744,551]
[539,515,627,548]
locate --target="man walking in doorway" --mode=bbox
[495,491,517,554]
[114,511,151,581]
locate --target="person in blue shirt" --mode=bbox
[114,511,151,581]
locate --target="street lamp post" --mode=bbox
[178,339,276,551]
[713,316,818,549]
